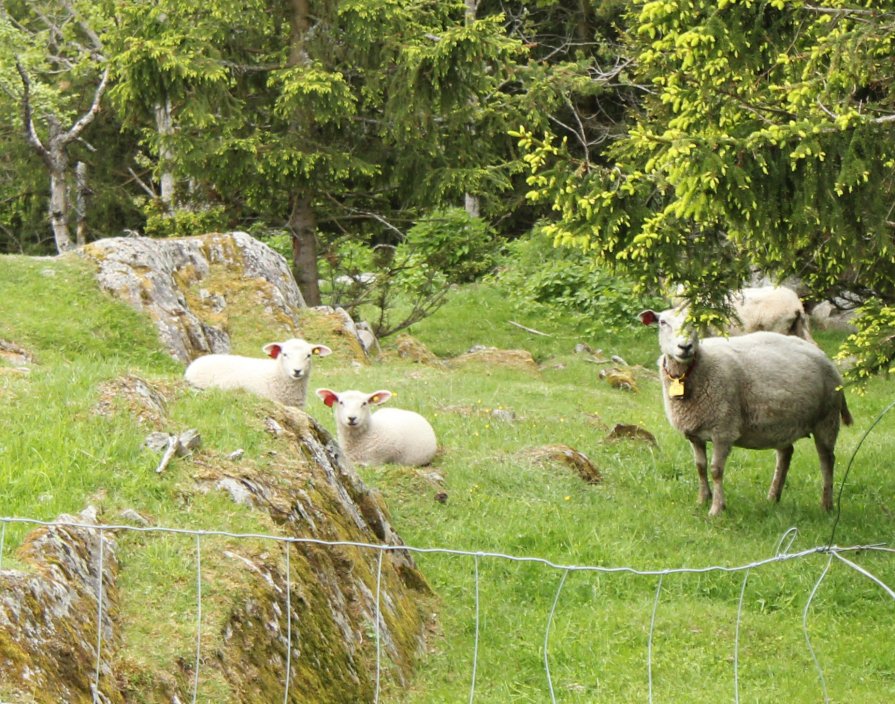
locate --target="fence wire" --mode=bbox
[0,516,892,704]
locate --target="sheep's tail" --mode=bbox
[840,394,854,426]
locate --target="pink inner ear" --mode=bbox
[267,345,282,358]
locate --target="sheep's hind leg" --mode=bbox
[708,443,731,516]
[688,437,711,506]
[768,445,794,503]
[814,436,836,511]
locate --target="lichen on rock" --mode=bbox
[78,232,306,363]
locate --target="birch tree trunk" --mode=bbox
[463,0,481,219]
[16,62,108,254]
[75,161,89,247]
[46,119,74,252]
[155,97,176,209]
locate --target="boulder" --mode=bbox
[78,232,305,363]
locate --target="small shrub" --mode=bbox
[494,228,664,333]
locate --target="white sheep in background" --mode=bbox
[729,286,813,340]
[316,388,437,466]
[185,338,332,408]
[639,307,852,516]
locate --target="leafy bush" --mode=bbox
[403,207,501,284]
[316,208,501,338]
[141,200,228,238]
[494,227,665,333]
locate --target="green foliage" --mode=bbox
[494,228,666,335]
[141,201,228,239]
[403,207,501,284]
[516,1,895,383]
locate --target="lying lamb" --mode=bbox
[639,307,852,515]
[316,388,437,466]
[184,338,332,408]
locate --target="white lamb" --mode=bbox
[639,307,852,516]
[184,338,332,408]
[316,388,437,466]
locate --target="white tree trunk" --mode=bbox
[155,98,176,208]
[75,161,88,246]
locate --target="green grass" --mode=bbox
[2,257,894,703]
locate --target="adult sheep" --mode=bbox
[184,338,332,408]
[729,286,813,341]
[316,388,437,466]
[639,307,852,516]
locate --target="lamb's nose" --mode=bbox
[678,342,693,356]
[347,416,358,425]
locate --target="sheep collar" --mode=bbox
[662,354,697,399]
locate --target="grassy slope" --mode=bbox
[324,283,895,704]
[2,258,894,702]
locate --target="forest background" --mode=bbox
[3,0,895,377]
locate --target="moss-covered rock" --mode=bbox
[78,232,305,362]
[0,507,121,704]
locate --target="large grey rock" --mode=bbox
[0,507,122,704]
[78,232,305,363]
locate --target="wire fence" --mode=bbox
[0,516,893,704]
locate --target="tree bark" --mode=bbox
[155,97,176,209]
[75,161,88,247]
[289,195,321,305]
[47,119,73,252]
[286,0,321,305]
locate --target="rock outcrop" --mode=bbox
[0,399,430,703]
[0,507,122,704]
[78,232,305,363]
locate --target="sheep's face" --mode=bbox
[639,308,699,363]
[264,339,333,380]
[316,389,392,430]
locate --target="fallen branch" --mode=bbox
[509,320,551,337]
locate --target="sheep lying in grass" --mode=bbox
[316,388,437,466]
[729,286,813,341]
[639,307,852,516]
[185,338,332,408]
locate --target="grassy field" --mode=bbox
[2,256,894,702]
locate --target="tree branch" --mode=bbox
[15,62,48,160]
[64,67,109,144]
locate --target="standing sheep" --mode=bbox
[184,338,332,408]
[639,307,852,515]
[316,388,437,466]
[729,286,813,341]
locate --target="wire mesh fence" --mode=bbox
[0,516,892,704]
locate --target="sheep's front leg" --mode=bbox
[688,437,710,506]
[768,445,794,503]
[708,443,731,516]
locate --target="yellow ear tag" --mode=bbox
[668,377,686,398]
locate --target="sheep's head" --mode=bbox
[264,339,332,380]
[639,308,699,363]
[316,388,392,430]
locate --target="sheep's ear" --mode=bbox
[639,310,659,326]
[263,343,283,358]
[316,389,338,407]
[368,390,392,405]
[312,344,333,357]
